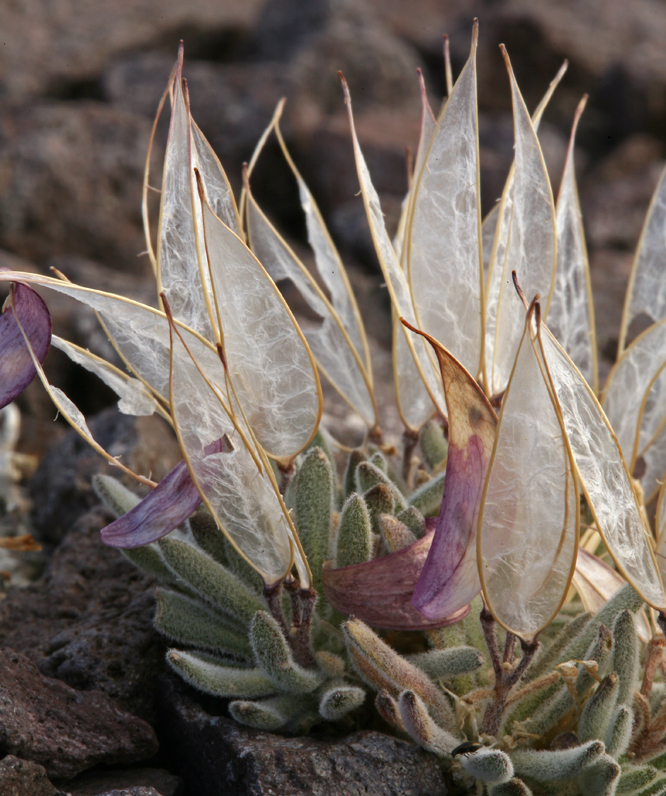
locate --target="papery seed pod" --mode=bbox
[617,766,658,794]
[407,469,446,516]
[511,740,605,782]
[364,484,395,534]
[575,754,621,796]
[159,538,264,625]
[293,447,334,598]
[407,647,484,680]
[230,693,313,730]
[396,506,426,538]
[459,747,514,784]
[378,514,416,553]
[343,450,365,499]
[375,689,405,731]
[578,672,619,742]
[611,609,639,707]
[155,588,252,658]
[190,510,228,566]
[93,473,141,516]
[398,690,459,757]
[333,494,373,568]
[356,462,407,513]
[343,618,458,731]
[319,684,366,720]
[419,419,448,469]
[488,779,533,796]
[167,649,275,697]
[606,704,633,759]
[250,610,322,694]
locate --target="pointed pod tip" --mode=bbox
[472,18,479,47]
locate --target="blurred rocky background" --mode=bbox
[0,1,665,793]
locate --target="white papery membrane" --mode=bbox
[246,195,376,427]
[167,318,296,587]
[199,196,322,461]
[548,97,597,393]
[156,57,215,342]
[341,76,446,419]
[542,328,666,611]
[407,25,484,381]
[619,164,666,354]
[603,319,666,502]
[0,273,220,407]
[52,337,159,417]
[392,73,438,431]
[478,312,578,641]
[484,60,566,397]
[490,49,556,397]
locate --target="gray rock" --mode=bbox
[89,790,163,796]
[0,756,60,796]
[0,102,160,271]
[156,676,448,796]
[0,507,168,722]
[0,649,158,779]
[66,767,181,796]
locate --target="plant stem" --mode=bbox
[479,607,539,736]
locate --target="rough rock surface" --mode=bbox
[0,649,158,779]
[0,756,60,796]
[0,103,162,270]
[0,507,167,722]
[66,767,182,796]
[157,676,449,796]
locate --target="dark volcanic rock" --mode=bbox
[0,649,158,779]
[83,789,164,796]
[0,508,167,722]
[67,767,181,796]
[157,676,448,796]
[0,756,60,796]
[29,408,180,545]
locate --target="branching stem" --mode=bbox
[479,607,539,736]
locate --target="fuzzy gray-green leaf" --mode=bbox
[578,672,619,742]
[229,694,313,730]
[379,514,417,552]
[159,538,265,625]
[407,646,484,680]
[606,704,633,759]
[575,754,621,796]
[611,608,639,707]
[419,419,448,469]
[396,505,426,537]
[121,543,179,585]
[459,748,514,784]
[343,450,365,499]
[333,494,372,568]
[293,447,334,598]
[319,684,366,720]
[511,740,605,782]
[190,510,228,565]
[407,469,446,515]
[250,610,323,693]
[364,484,394,534]
[93,473,141,516]
[167,649,275,697]
[155,587,252,658]
[618,766,658,794]
[356,461,407,513]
